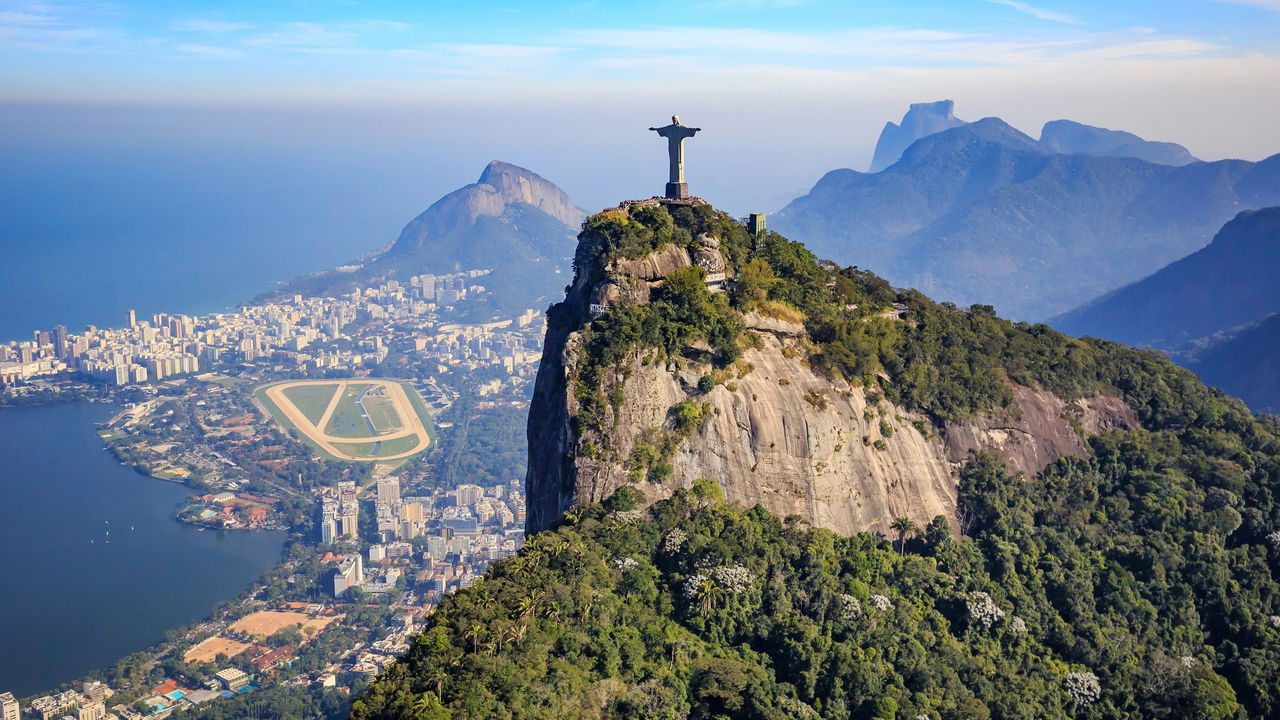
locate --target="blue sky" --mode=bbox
[3,1,1278,106]
[2,0,1279,212]
[2,1,1279,336]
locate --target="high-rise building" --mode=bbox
[454,484,483,507]
[126,309,137,329]
[52,325,68,358]
[1,692,20,720]
[333,554,364,597]
[82,681,109,704]
[376,476,400,506]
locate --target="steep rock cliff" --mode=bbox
[392,160,580,254]
[526,200,1137,537]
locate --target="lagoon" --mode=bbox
[0,402,285,697]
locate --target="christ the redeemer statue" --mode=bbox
[650,114,700,199]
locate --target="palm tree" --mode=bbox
[697,576,724,611]
[410,691,450,720]
[890,516,917,557]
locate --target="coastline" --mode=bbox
[0,401,288,699]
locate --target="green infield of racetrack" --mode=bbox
[254,378,436,463]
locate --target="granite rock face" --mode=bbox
[525,208,1139,537]
[393,161,580,253]
[869,100,967,173]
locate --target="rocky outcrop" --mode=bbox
[869,100,967,172]
[942,386,1136,478]
[392,161,581,254]
[525,204,1140,538]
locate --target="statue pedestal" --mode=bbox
[665,182,689,199]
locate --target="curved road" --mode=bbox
[261,379,430,462]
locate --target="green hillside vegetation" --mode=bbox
[564,201,1242,435]
[352,202,1280,719]
[353,404,1280,718]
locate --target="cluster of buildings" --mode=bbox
[1,268,546,389]
[318,481,359,543]
[369,477,523,542]
[128,670,250,718]
[17,681,113,720]
[347,612,420,680]
[317,475,525,599]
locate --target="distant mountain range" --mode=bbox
[868,100,1198,172]
[1186,313,1280,415]
[1051,206,1280,414]
[271,161,580,320]
[776,111,1279,320]
[1050,207,1280,347]
[1039,119,1198,166]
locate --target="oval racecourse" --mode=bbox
[255,379,433,462]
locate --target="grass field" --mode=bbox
[324,383,375,438]
[281,384,338,426]
[373,435,421,456]
[361,391,403,434]
[329,434,423,459]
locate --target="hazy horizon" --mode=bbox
[3,0,1279,336]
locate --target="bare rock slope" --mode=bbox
[526,202,1137,537]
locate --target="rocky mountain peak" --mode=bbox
[392,160,581,255]
[869,99,968,172]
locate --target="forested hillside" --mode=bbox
[354,397,1280,719]
[353,202,1280,720]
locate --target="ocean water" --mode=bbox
[0,120,456,342]
[0,402,285,697]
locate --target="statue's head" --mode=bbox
[672,114,681,125]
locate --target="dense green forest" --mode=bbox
[352,202,1280,718]
[353,414,1280,719]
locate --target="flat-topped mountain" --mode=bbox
[775,117,1280,320]
[869,99,967,172]
[868,100,1198,173]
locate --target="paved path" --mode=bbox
[261,379,430,461]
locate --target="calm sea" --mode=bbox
[0,402,285,698]
[0,134,447,343]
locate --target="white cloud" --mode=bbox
[175,43,244,58]
[564,26,975,56]
[435,43,568,59]
[173,19,252,33]
[987,0,1081,24]
[0,10,54,25]
[1213,0,1280,8]
[244,19,407,51]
